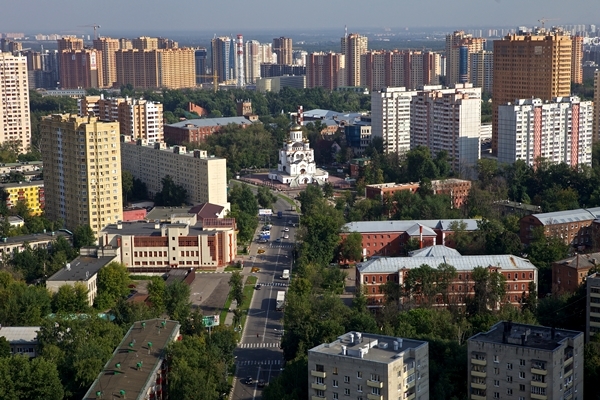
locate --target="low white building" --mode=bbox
[0,326,40,357]
[498,96,593,167]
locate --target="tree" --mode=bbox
[0,336,10,357]
[322,182,334,198]
[121,170,134,204]
[256,186,277,209]
[165,281,191,322]
[154,175,188,206]
[469,266,507,314]
[339,232,362,263]
[147,276,167,315]
[0,356,64,400]
[72,225,95,249]
[95,262,130,310]
[228,271,244,306]
[52,284,89,313]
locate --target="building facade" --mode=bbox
[470,50,493,94]
[445,31,485,87]
[59,49,103,89]
[498,97,593,168]
[308,331,429,400]
[587,272,600,341]
[163,116,253,145]
[467,321,583,400]
[272,37,293,65]
[492,30,573,154]
[370,87,417,155]
[41,114,123,236]
[0,181,45,216]
[212,36,234,83]
[430,178,472,209]
[341,33,368,87]
[93,37,119,88]
[120,141,229,210]
[0,52,31,153]
[594,70,600,140]
[552,252,600,294]
[306,52,345,90]
[519,207,600,246]
[411,84,481,173]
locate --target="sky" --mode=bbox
[1,0,597,35]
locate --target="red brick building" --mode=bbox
[365,182,420,201]
[164,116,255,145]
[552,252,600,294]
[519,207,600,247]
[430,178,472,209]
[356,254,537,308]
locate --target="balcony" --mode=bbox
[531,368,547,375]
[471,382,486,390]
[564,368,573,378]
[310,370,326,378]
[471,395,486,400]
[471,370,486,378]
[404,393,416,400]
[564,356,574,367]
[367,394,383,400]
[531,381,547,388]
[311,396,325,400]
[471,358,486,366]
[367,380,384,388]
[311,383,326,391]
[531,394,547,400]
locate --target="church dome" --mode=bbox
[290,123,302,131]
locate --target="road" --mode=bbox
[230,193,299,400]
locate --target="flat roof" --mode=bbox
[83,319,180,400]
[0,230,71,246]
[343,219,480,233]
[166,116,253,128]
[469,321,582,352]
[366,182,419,189]
[0,180,44,189]
[0,326,40,344]
[146,207,193,222]
[47,255,115,282]
[358,254,536,273]
[309,331,427,364]
[102,221,226,237]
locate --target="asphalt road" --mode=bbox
[230,194,299,400]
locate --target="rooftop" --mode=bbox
[166,116,253,129]
[47,255,116,282]
[102,220,230,237]
[83,319,180,400]
[0,326,40,344]
[343,219,480,234]
[189,203,225,220]
[366,182,419,189]
[494,200,542,212]
[470,321,582,352]
[358,254,536,273]
[0,180,44,189]
[409,245,462,258]
[146,207,194,222]
[0,230,71,246]
[531,207,600,225]
[552,252,600,270]
[309,331,427,364]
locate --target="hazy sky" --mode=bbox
[2,0,597,34]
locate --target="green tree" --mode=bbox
[468,266,507,314]
[256,186,277,209]
[154,175,188,206]
[0,336,10,357]
[72,225,95,249]
[95,262,130,310]
[228,271,244,306]
[147,276,167,315]
[322,182,334,198]
[339,232,363,262]
[51,284,89,313]
[0,355,64,400]
[121,170,134,204]
[165,281,191,322]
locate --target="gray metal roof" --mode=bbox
[343,219,479,233]
[409,245,462,257]
[47,255,116,282]
[532,207,600,225]
[0,326,40,344]
[167,116,253,129]
[357,254,535,273]
[404,223,437,237]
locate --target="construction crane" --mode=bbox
[77,24,101,40]
[197,74,219,93]
[538,18,559,29]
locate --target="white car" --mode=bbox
[283,234,289,239]
[284,227,290,232]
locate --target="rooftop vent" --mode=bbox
[378,342,388,349]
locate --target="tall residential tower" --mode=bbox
[0,52,31,153]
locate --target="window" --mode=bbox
[507,375,513,383]
[333,380,339,387]
[494,355,499,363]
[494,368,499,375]
[507,363,513,370]
[520,359,526,366]
[357,384,363,392]
[316,389,324,397]
[357,371,362,379]
[333,367,338,375]
[344,388,350,395]
[344,376,350,383]
[370,374,380,381]
[316,364,324,372]
[494,393,500,399]
[333,394,338,399]
[519,384,525,391]
[507,388,513,395]
[316,377,324,384]
[494,380,500,387]
[519,371,525,379]
[371,387,381,395]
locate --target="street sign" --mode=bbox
[258,209,273,216]
[202,315,220,328]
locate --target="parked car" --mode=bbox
[246,376,253,385]
[257,379,266,388]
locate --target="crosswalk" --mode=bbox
[239,342,280,349]
[237,359,281,366]
[269,243,294,249]
[258,282,289,287]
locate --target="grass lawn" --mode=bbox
[224,265,243,272]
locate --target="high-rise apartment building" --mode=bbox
[445,31,485,87]
[586,272,600,341]
[492,30,573,154]
[121,142,229,210]
[571,36,583,84]
[57,37,83,52]
[211,36,234,83]
[467,321,583,400]
[78,95,164,143]
[118,38,133,49]
[0,53,31,153]
[244,40,261,83]
[498,96,593,168]
[114,48,195,89]
[306,52,345,90]
[41,114,123,236]
[361,50,442,91]
[93,37,119,88]
[195,48,208,84]
[132,36,159,50]
[59,49,103,89]
[470,50,493,94]
[341,33,368,87]
[371,87,417,155]
[272,37,292,65]
[594,70,600,139]
[411,84,481,173]
[308,331,429,400]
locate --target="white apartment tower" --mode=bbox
[411,84,481,174]
[498,97,593,168]
[308,331,430,400]
[0,52,31,153]
[244,40,261,84]
[371,87,417,155]
[594,70,600,140]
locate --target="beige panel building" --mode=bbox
[57,37,83,52]
[78,95,163,143]
[468,321,583,400]
[273,37,293,65]
[445,31,485,87]
[121,141,229,210]
[41,114,123,236]
[492,30,573,154]
[594,70,600,139]
[0,52,31,153]
[341,33,368,87]
[115,48,194,89]
[132,36,159,50]
[308,331,429,400]
[93,37,119,88]
[470,50,494,94]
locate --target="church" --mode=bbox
[268,123,329,187]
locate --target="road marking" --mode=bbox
[239,342,280,349]
[237,359,281,366]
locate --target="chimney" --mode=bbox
[350,333,355,344]
[341,345,347,355]
[419,225,423,248]
[117,221,122,230]
[356,332,362,343]
[154,219,160,230]
[393,341,399,351]
[397,338,403,348]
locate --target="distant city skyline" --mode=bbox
[1,0,598,34]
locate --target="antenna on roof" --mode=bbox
[66,263,71,271]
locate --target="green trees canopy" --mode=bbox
[154,175,188,206]
[95,262,130,310]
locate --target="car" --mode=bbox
[257,379,266,388]
[255,284,261,290]
[257,249,265,254]
[283,234,289,239]
[275,238,281,242]
[246,376,253,385]
[284,227,290,232]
